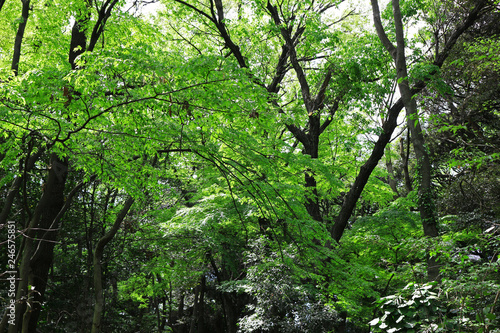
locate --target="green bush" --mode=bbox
[369,282,444,333]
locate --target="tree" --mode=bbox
[369,0,494,280]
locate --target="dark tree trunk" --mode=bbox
[303,116,323,221]
[91,196,134,333]
[69,20,88,69]
[0,148,42,226]
[188,287,199,333]
[221,293,238,333]
[8,154,68,333]
[188,276,207,333]
[198,276,206,333]
[178,294,185,319]
[11,0,30,75]
[26,157,69,331]
[331,98,406,242]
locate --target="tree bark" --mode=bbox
[188,286,200,333]
[267,2,334,222]
[87,0,120,52]
[331,97,407,242]
[189,276,206,333]
[69,20,88,69]
[390,0,440,280]
[69,0,120,68]
[0,149,43,226]
[197,275,206,333]
[25,170,92,332]
[221,293,238,333]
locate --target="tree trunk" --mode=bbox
[304,116,324,221]
[189,276,206,333]
[11,0,31,75]
[332,0,487,244]
[178,294,185,319]
[25,159,70,332]
[69,20,88,70]
[399,136,413,193]
[6,154,68,333]
[153,274,163,333]
[198,276,206,333]
[392,0,440,281]
[0,149,43,227]
[188,287,199,333]
[331,98,407,242]
[371,0,440,280]
[91,196,134,333]
[0,149,42,333]
[221,293,238,333]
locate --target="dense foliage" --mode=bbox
[1,0,499,332]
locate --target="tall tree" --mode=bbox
[91,195,134,333]
[369,0,492,280]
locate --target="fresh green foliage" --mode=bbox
[1,0,499,332]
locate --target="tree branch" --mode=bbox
[88,0,120,52]
[332,0,491,243]
[370,0,396,60]
[268,2,312,112]
[172,0,215,23]
[434,0,490,67]
[267,44,290,93]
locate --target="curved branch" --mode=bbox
[371,0,396,59]
[172,0,216,23]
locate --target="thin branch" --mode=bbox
[313,68,333,110]
[57,78,230,143]
[169,23,203,55]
